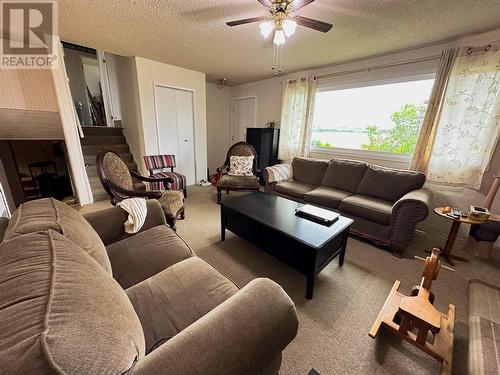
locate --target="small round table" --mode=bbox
[432,207,487,266]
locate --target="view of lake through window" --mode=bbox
[311,79,435,154]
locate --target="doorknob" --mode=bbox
[184,139,188,142]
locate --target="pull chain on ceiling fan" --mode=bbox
[226,0,333,76]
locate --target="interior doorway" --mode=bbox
[154,85,197,185]
[231,96,257,143]
[62,42,111,127]
[0,140,74,207]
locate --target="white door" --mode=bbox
[232,97,256,142]
[155,85,196,185]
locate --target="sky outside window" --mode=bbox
[311,79,435,152]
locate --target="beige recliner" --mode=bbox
[0,198,298,374]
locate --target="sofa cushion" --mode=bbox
[4,198,112,274]
[274,181,317,199]
[469,279,500,324]
[106,225,194,289]
[469,280,500,375]
[339,195,393,225]
[126,257,239,352]
[321,159,368,193]
[469,317,500,375]
[217,175,260,189]
[356,165,425,202]
[292,157,328,185]
[304,186,353,209]
[0,230,145,374]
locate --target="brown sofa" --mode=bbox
[0,198,298,374]
[264,157,432,255]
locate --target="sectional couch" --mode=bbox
[0,198,298,374]
[264,157,432,255]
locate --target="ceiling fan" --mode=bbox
[226,0,333,46]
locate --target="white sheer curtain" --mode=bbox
[427,45,500,189]
[409,48,459,172]
[278,76,318,162]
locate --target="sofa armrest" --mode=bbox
[84,200,167,246]
[263,164,292,193]
[389,188,433,254]
[131,278,299,375]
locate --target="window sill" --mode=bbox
[309,147,412,168]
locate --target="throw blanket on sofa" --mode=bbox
[117,198,147,234]
[266,164,292,183]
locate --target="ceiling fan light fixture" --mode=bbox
[259,20,275,38]
[282,19,297,37]
[273,29,286,45]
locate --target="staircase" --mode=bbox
[81,126,146,202]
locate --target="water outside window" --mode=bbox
[311,79,435,154]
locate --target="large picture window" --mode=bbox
[311,78,435,154]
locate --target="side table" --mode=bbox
[432,207,487,266]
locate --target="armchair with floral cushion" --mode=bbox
[96,149,185,229]
[216,142,261,203]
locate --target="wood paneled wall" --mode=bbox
[0,70,58,111]
[0,69,63,140]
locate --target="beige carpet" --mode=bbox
[173,185,500,375]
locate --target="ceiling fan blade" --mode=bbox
[294,16,333,33]
[226,16,265,26]
[290,0,315,11]
[256,0,272,7]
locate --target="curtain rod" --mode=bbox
[317,55,441,80]
[282,76,318,85]
[466,44,492,55]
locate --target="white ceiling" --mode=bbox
[59,0,500,85]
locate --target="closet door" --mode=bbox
[155,86,196,185]
[156,86,178,167]
[175,89,196,185]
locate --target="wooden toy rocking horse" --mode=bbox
[369,248,456,374]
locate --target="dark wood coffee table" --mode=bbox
[220,192,353,299]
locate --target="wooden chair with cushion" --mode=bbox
[216,142,260,203]
[96,149,185,229]
[143,154,187,197]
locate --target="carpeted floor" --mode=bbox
[172,184,500,375]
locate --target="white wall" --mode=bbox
[230,78,282,128]
[81,58,101,97]
[113,55,146,174]
[206,83,231,175]
[63,48,93,125]
[104,52,123,121]
[134,57,207,183]
[229,28,500,169]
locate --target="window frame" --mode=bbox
[310,72,436,162]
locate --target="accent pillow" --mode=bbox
[228,155,254,176]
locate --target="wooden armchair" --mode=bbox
[96,149,185,229]
[216,142,260,203]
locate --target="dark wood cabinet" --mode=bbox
[246,128,280,170]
